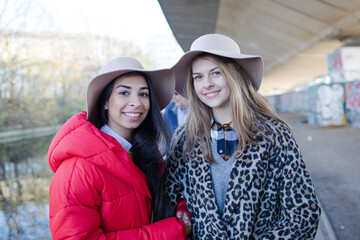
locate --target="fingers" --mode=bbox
[184,218,192,235]
[177,211,192,235]
[177,211,191,222]
[182,213,190,221]
[176,211,184,219]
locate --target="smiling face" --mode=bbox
[105,73,150,141]
[192,57,231,114]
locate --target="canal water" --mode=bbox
[0,135,54,240]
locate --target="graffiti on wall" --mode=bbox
[327,48,343,73]
[346,81,360,128]
[266,81,360,129]
[316,83,346,126]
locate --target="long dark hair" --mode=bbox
[96,72,173,222]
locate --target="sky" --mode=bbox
[37,0,172,40]
[0,0,184,67]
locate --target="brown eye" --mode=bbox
[119,91,129,95]
[139,92,149,97]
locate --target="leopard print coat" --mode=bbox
[165,117,321,240]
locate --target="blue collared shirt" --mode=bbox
[100,124,132,152]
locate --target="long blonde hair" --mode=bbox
[180,54,288,163]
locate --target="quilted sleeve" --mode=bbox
[49,157,186,240]
[259,125,321,239]
[49,157,104,239]
[51,208,186,240]
[111,218,186,240]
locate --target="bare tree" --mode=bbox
[0,0,50,32]
[0,29,153,130]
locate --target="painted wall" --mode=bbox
[267,81,359,128]
[328,47,360,82]
[266,46,360,128]
[315,83,346,126]
[341,47,360,82]
[346,80,360,128]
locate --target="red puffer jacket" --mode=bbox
[47,111,186,240]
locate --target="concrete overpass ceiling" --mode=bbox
[158,0,360,95]
[158,0,220,51]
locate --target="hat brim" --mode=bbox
[172,50,263,98]
[86,68,174,125]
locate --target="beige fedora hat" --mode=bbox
[172,33,264,97]
[87,56,175,124]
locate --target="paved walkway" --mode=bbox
[279,113,360,240]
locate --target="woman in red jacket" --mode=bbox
[47,56,190,239]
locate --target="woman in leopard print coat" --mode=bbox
[165,34,321,239]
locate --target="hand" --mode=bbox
[176,211,192,235]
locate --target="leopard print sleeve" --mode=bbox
[165,126,187,208]
[258,120,321,240]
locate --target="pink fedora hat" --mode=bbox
[172,33,264,97]
[87,56,175,124]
